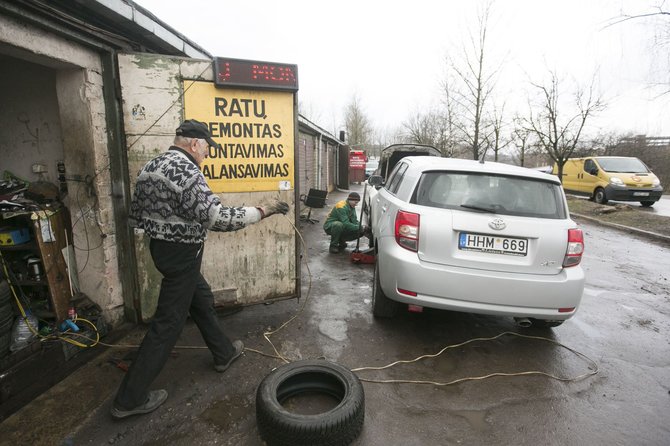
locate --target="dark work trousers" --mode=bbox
[114,238,235,410]
[324,221,360,248]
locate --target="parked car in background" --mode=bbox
[367,157,585,328]
[365,159,379,178]
[554,156,663,206]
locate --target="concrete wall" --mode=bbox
[0,57,63,184]
[0,13,124,325]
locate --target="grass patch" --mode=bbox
[567,196,670,237]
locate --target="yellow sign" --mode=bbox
[183,81,295,193]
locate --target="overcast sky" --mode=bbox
[134,0,670,138]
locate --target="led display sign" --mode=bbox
[214,57,298,91]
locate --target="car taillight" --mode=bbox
[563,228,584,267]
[395,210,420,252]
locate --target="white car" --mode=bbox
[363,144,441,236]
[367,157,585,328]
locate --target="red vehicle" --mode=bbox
[349,150,367,184]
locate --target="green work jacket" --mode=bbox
[323,200,359,232]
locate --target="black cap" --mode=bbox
[348,192,361,201]
[176,119,219,148]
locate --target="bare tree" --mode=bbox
[446,1,501,160]
[606,2,670,95]
[439,79,459,157]
[343,93,373,146]
[298,100,322,124]
[510,116,534,167]
[402,109,453,155]
[526,70,605,181]
[481,102,510,161]
[606,2,670,26]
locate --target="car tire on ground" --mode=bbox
[594,188,608,204]
[256,359,365,446]
[640,201,655,207]
[372,261,398,318]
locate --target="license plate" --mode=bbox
[633,192,649,197]
[458,232,528,256]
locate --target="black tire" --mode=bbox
[640,201,654,207]
[256,359,365,446]
[372,261,398,318]
[593,188,608,204]
[0,281,13,321]
[530,319,564,328]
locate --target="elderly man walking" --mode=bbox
[111,119,288,419]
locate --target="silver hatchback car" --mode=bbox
[366,157,585,328]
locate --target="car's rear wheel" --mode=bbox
[593,188,608,204]
[530,319,564,328]
[640,201,655,207]
[372,261,398,318]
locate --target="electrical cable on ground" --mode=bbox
[351,331,599,386]
[2,204,599,388]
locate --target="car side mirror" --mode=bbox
[588,167,598,176]
[368,175,384,188]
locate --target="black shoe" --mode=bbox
[338,242,348,251]
[329,246,340,254]
[214,340,244,372]
[110,389,168,419]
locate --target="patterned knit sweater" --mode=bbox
[129,147,262,243]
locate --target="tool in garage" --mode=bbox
[350,183,375,264]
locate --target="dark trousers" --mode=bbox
[324,221,360,248]
[114,239,234,409]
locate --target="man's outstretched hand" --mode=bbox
[263,200,290,217]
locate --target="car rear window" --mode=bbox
[413,171,567,219]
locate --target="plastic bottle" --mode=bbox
[10,311,38,352]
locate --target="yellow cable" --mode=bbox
[0,251,39,337]
[257,213,312,363]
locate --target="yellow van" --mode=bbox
[553,156,663,207]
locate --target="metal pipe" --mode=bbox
[514,317,532,328]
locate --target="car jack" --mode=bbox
[350,247,375,264]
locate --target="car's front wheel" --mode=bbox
[372,261,398,318]
[593,187,608,204]
[640,201,655,207]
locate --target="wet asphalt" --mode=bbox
[0,186,668,446]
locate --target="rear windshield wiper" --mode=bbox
[460,204,497,213]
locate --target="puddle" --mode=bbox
[199,394,251,432]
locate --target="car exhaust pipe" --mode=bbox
[514,317,532,328]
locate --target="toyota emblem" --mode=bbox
[489,218,506,230]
